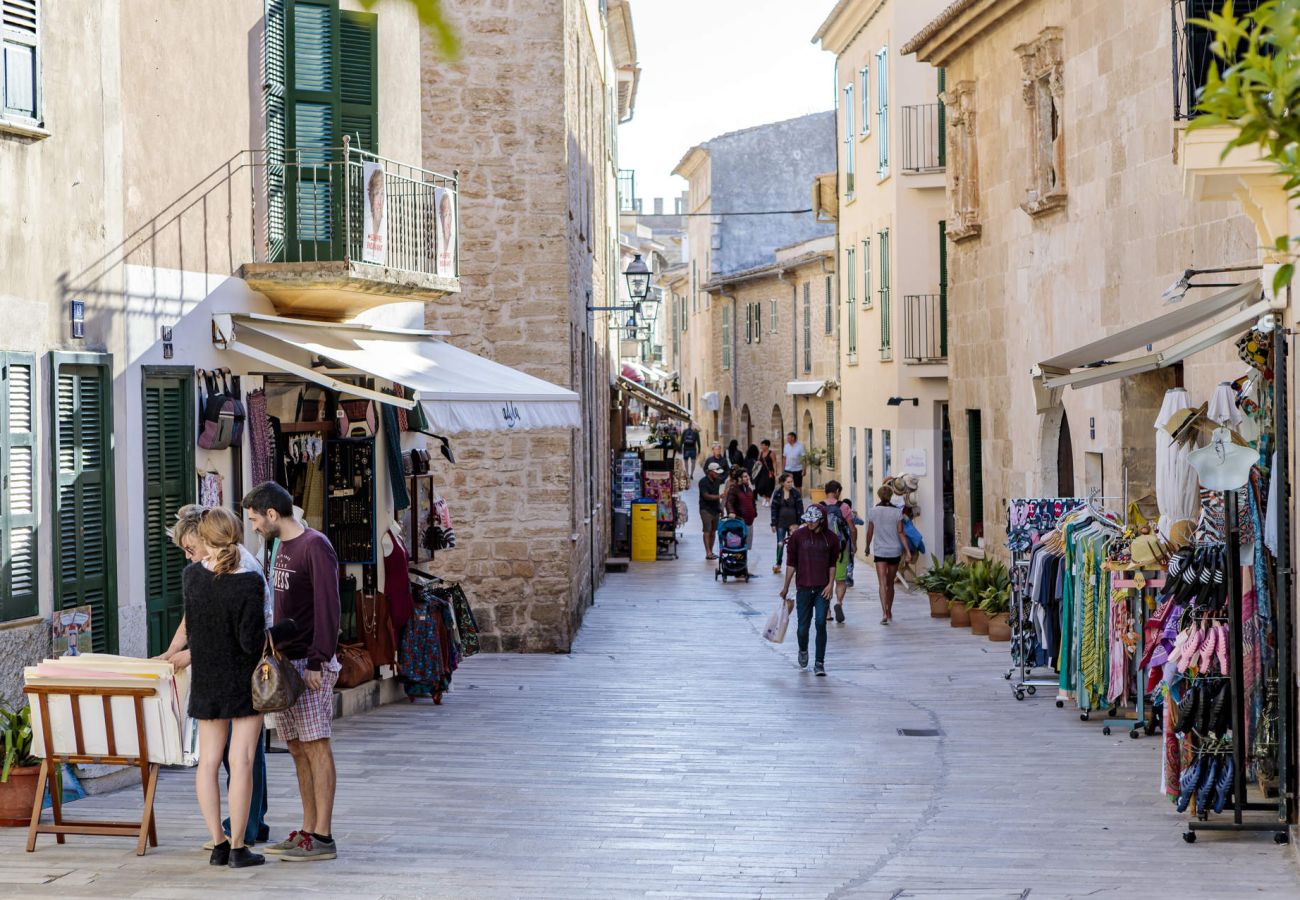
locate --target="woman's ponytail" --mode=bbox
[196,507,244,576]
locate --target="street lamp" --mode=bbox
[887,396,919,407]
[624,253,652,303]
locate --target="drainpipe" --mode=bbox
[780,269,797,441]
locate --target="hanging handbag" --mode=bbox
[251,632,305,713]
[335,642,375,688]
[339,399,377,437]
[410,448,431,475]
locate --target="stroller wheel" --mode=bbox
[714,571,719,581]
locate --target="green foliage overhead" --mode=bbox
[358,0,460,61]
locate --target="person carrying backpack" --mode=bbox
[819,480,855,623]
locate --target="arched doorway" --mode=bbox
[1057,411,1075,497]
[740,404,752,448]
[721,396,733,444]
[802,409,814,451]
[770,404,784,446]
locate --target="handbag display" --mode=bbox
[763,598,792,643]
[251,633,305,713]
[337,399,377,437]
[410,448,431,475]
[335,642,375,689]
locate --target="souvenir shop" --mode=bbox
[1021,281,1295,843]
[611,374,690,561]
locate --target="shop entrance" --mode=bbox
[51,353,118,654]
[1057,410,1075,496]
[143,368,196,656]
[940,404,955,558]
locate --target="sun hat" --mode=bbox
[800,506,824,524]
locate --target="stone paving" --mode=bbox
[1,491,1298,898]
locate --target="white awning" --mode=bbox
[625,360,672,383]
[1033,281,1274,391]
[787,380,827,396]
[617,375,690,421]
[213,313,580,433]
[702,391,720,411]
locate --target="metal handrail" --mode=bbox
[901,103,945,173]
[902,293,947,363]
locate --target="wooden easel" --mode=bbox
[23,683,161,856]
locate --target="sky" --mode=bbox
[618,0,836,207]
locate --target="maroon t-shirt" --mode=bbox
[271,528,340,671]
[784,526,841,589]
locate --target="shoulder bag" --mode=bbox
[251,632,305,713]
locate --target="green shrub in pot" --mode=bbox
[1,704,36,783]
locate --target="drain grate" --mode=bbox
[896,728,942,737]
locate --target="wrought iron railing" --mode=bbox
[901,103,945,173]
[902,293,947,363]
[1171,0,1266,120]
[618,168,638,212]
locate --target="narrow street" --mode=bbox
[1,487,1296,898]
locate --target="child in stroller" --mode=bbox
[715,516,751,582]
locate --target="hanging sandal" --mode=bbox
[1212,755,1234,814]
[1195,756,1220,813]
[1176,757,1203,812]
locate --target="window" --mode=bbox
[859,65,870,135]
[680,294,687,333]
[671,296,680,359]
[691,260,697,312]
[849,426,858,509]
[745,303,753,344]
[1016,27,1066,216]
[824,272,834,334]
[943,79,980,241]
[882,429,892,477]
[861,237,871,308]
[879,228,891,357]
[846,247,857,356]
[876,46,889,177]
[825,401,836,470]
[967,410,984,541]
[0,353,37,622]
[843,83,855,196]
[825,276,834,331]
[1,0,39,124]
[753,302,762,344]
[802,282,811,373]
[864,428,874,507]
[769,298,778,334]
[721,306,731,370]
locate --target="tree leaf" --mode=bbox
[1273,262,1294,297]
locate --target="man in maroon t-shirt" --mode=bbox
[242,482,341,862]
[778,505,840,676]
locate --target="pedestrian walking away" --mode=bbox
[864,485,912,625]
[243,481,343,863]
[781,431,806,489]
[680,422,701,479]
[180,507,274,869]
[779,505,840,676]
[754,439,778,504]
[726,438,745,470]
[818,481,856,623]
[698,463,725,560]
[770,472,804,574]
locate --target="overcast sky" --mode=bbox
[618,0,835,207]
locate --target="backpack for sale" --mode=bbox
[196,369,246,451]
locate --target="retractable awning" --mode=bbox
[1032,281,1271,391]
[213,313,580,433]
[617,375,690,421]
[787,380,827,396]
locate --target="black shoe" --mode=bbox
[798,650,808,668]
[229,846,266,868]
[209,840,231,866]
[814,662,826,676]
[834,603,845,623]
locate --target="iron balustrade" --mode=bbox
[901,103,945,173]
[902,293,947,363]
[1171,0,1266,121]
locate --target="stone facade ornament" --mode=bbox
[1015,26,1067,217]
[941,80,981,242]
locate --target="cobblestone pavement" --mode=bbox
[1,492,1298,898]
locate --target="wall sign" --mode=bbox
[901,448,928,477]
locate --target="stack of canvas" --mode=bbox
[24,655,193,766]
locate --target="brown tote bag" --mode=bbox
[251,633,305,713]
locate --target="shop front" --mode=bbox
[610,375,690,561]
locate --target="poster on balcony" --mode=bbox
[362,161,387,265]
[434,186,456,277]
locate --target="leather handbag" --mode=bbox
[251,633,305,713]
[335,642,374,689]
[410,448,431,474]
[337,399,377,437]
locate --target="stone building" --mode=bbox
[814,0,954,558]
[671,112,839,474]
[902,0,1258,560]
[418,0,639,650]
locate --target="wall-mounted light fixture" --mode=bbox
[70,300,85,340]
[886,396,919,407]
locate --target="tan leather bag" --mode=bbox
[251,633,305,713]
[335,643,374,689]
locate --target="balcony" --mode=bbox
[901,103,945,175]
[1171,0,1265,121]
[239,143,460,320]
[902,293,948,372]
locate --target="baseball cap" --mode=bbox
[800,506,824,524]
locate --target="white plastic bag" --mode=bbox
[763,598,792,643]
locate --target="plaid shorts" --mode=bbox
[273,657,340,743]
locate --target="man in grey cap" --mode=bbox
[778,505,841,675]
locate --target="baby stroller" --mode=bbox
[715,516,750,582]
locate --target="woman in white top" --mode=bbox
[863,485,911,625]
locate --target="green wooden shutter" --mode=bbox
[283,0,340,257]
[937,67,947,167]
[143,372,195,656]
[2,0,39,120]
[340,10,377,153]
[879,228,891,353]
[264,0,288,260]
[967,409,983,539]
[939,220,948,358]
[0,354,38,622]
[51,354,117,654]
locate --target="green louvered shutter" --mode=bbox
[143,372,194,656]
[0,354,37,622]
[340,11,377,154]
[966,409,983,541]
[285,0,340,259]
[264,0,288,260]
[51,355,117,654]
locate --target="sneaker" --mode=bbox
[202,833,232,851]
[834,603,845,623]
[814,662,826,676]
[279,834,337,862]
[798,650,808,668]
[229,846,266,868]
[263,831,305,856]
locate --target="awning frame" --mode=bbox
[618,375,690,421]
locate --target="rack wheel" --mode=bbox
[1055,700,1065,709]
[1103,726,1111,736]
[1015,690,1025,701]
[1026,686,1037,696]
[1274,832,1289,845]
[1183,831,1197,844]
[1129,729,1141,739]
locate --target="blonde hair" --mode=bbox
[877,485,894,504]
[168,504,207,550]
[197,507,243,576]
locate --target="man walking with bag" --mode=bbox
[818,480,856,623]
[242,482,341,862]
[778,506,840,676]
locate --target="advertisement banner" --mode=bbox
[434,186,456,276]
[362,161,386,265]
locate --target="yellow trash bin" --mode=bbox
[631,499,658,562]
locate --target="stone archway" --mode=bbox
[802,409,814,451]
[740,404,752,449]
[721,396,733,444]
[1038,404,1074,496]
[771,404,784,446]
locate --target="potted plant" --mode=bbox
[981,580,1013,642]
[917,555,959,618]
[800,446,827,500]
[0,703,40,827]
[947,562,978,628]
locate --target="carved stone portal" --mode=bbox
[1015,26,1066,217]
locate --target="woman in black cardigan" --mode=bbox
[183,507,268,869]
[769,472,804,574]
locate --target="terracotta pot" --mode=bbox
[927,592,950,618]
[969,607,990,635]
[0,765,41,827]
[809,489,827,502]
[948,600,971,627]
[987,612,1011,642]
